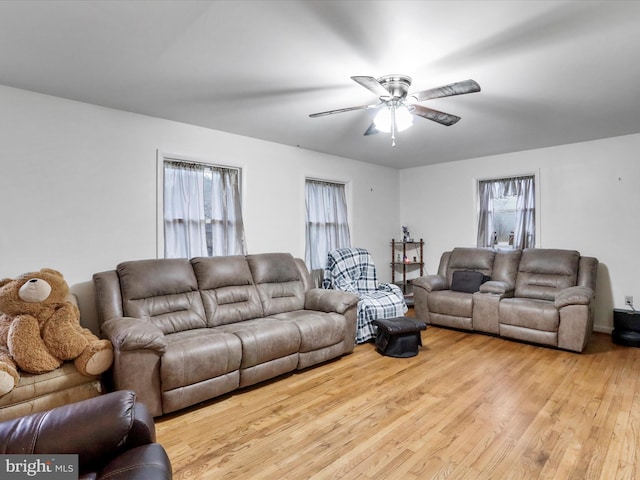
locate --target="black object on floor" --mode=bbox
[613,308,640,347]
[372,317,427,358]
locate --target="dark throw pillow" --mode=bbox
[451,270,490,293]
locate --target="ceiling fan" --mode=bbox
[309,75,481,146]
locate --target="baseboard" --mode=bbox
[593,324,613,334]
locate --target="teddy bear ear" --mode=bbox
[40,268,64,278]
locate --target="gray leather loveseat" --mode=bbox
[413,248,598,352]
[93,253,359,416]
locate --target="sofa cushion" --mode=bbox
[427,290,473,318]
[117,259,206,334]
[161,329,242,391]
[270,310,346,352]
[247,253,305,315]
[191,256,263,326]
[515,249,580,301]
[0,362,102,422]
[215,318,301,368]
[499,298,560,332]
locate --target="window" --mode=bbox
[477,175,535,249]
[305,179,351,270]
[163,159,246,258]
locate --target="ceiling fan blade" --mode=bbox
[351,76,391,98]
[309,104,373,118]
[412,105,461,126]
[363,123,379,136]
[409,79,481,103]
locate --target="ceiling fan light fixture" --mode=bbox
[309,74,480,147]
[373,104,413,133]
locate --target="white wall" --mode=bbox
[0,85,400,332]
[4,82,637,335]
[399,134,640,332]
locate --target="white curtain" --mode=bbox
[476,180,495,248]
[305,180,351,270]
[164,160,246,258]
[164,162,208,258]
[208,167,246,256]
[476,175,535,249]
[513,176,535,249]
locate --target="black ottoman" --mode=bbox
[371,317,427,358]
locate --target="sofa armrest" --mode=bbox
[128,401,157,447]
[102,317,167,353]
[413,275,447,293]
[305,288,359,314]
[554,286,594,308]
[479,280,513,295]
[557,286,595,352]
[0,391,149,466]
[99,443,172,480]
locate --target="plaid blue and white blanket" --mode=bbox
[323,247,407,344]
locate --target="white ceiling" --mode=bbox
[1,0,639,169]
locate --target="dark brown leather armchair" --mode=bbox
[0,390,172,479]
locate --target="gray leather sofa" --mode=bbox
[93,253,359,416]
[413,248,598,352]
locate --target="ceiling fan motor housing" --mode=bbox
[376,74,412,100]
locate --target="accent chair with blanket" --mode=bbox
[323,247,407,343]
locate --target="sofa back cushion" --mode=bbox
[446,248,496,287]
[491,249,522,290]
[247,253,305,316]
[578,256,599,291]
[515,249,580,301]
[191,256,263,326]
[117,259,207,334]
[296,258,316,291]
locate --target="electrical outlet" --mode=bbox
[625,296,634,307]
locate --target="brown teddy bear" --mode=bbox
[0,268,113,396]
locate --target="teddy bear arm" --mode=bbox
[42,305,89,360]
[8,315,62,374]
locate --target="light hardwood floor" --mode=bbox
[156,322,640,480]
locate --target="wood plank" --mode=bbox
[155,323,640,480]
